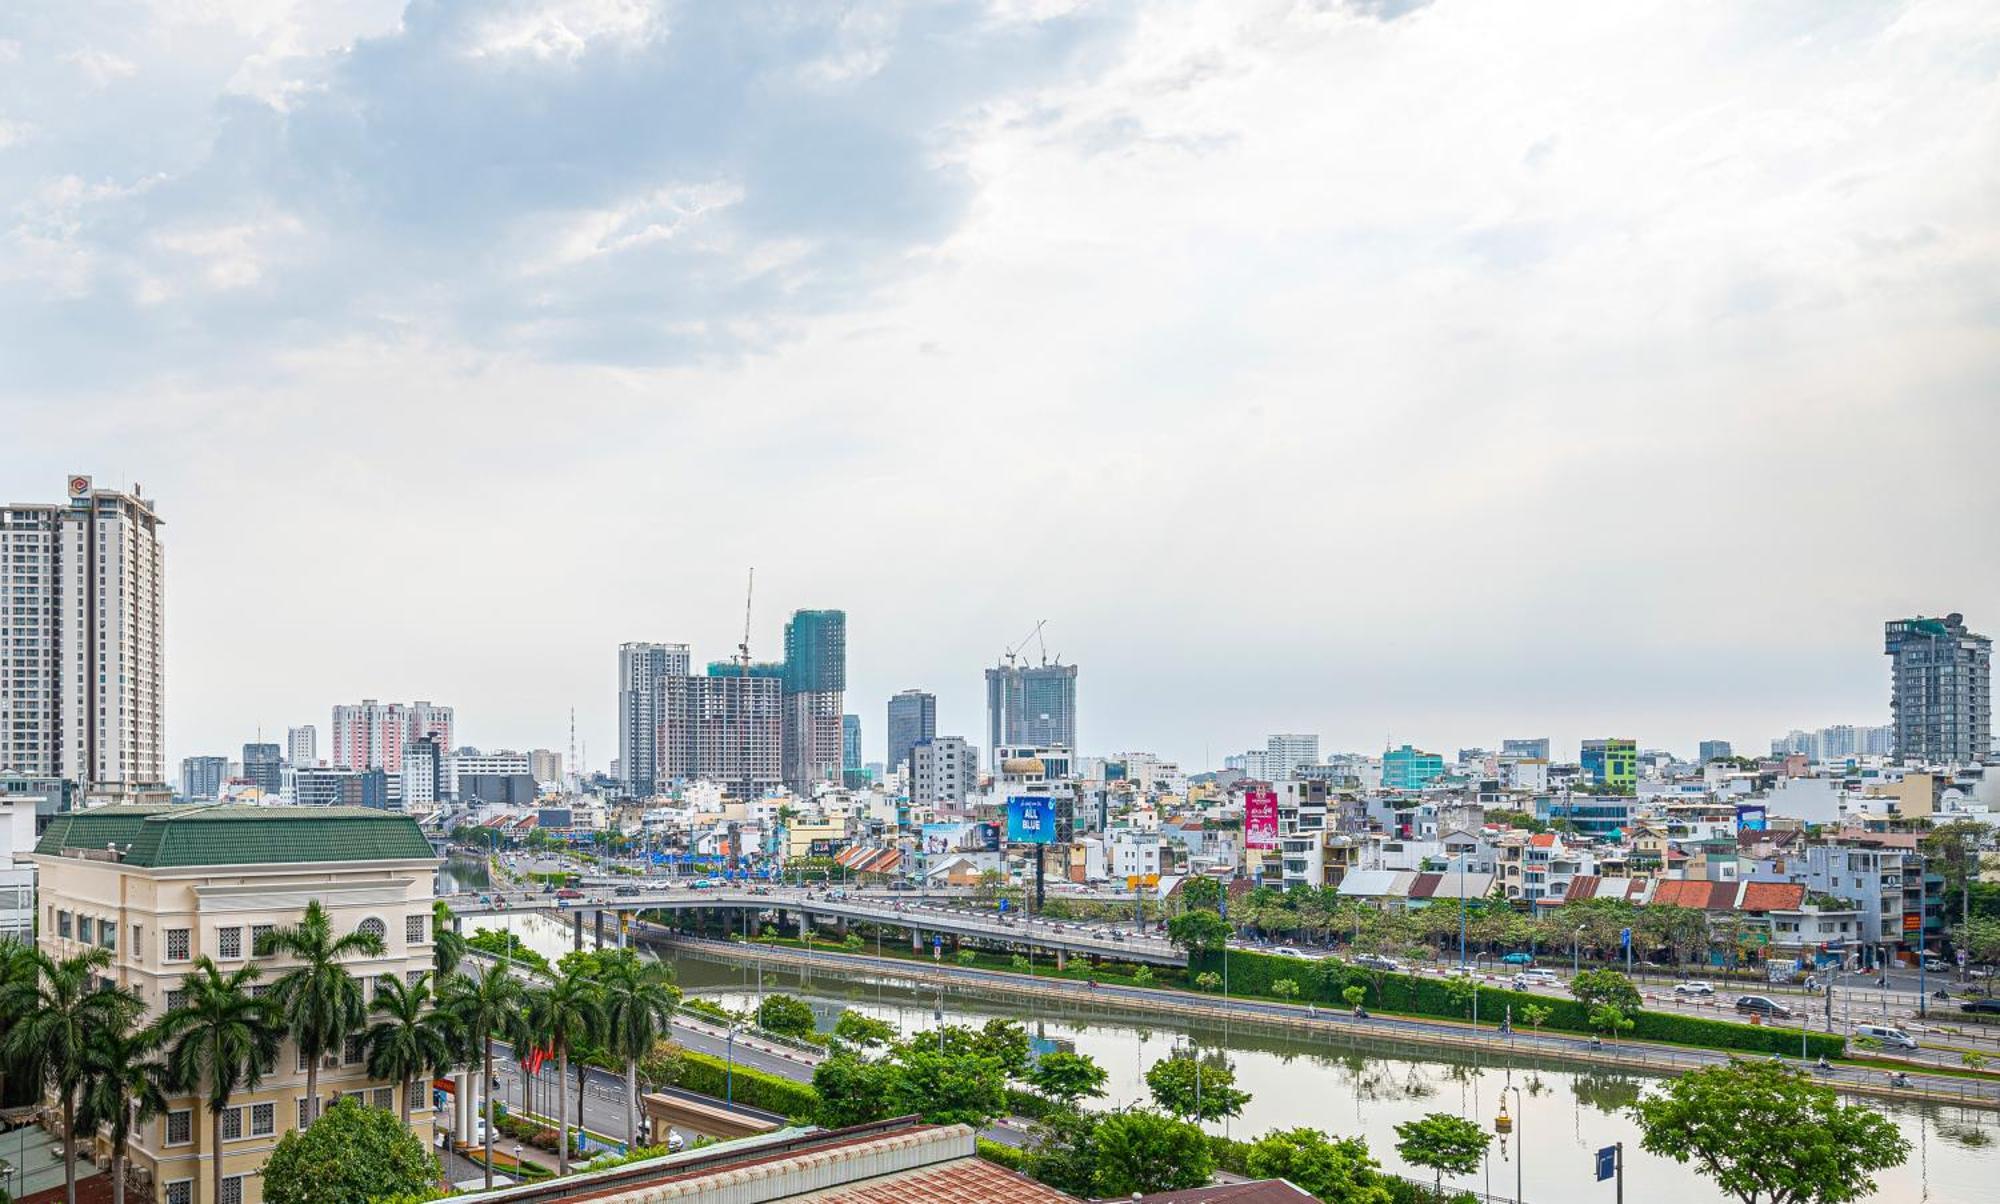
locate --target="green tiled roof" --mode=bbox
[35,805,437,868]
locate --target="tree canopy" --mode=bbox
[1092,1109,1214,1196]
[1146,1051,1251,1121]
[1569,968,1643,1014]
[1244,1128,1393,1204]
[1394,1113,1489,1200]
[262,1097,440,1204]
[1633,1060,1909,1204]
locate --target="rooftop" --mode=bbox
[34,804,437,868]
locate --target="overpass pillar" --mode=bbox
[797,911,810,940]
[1055,947,1066,972]
[573,911,583,952]
[594,910,605,949]
[912,928,923,952]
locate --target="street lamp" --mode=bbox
[725,1023,738,1105]
[1495,1084,1523,1204]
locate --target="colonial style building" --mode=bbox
[31,805,442,1204]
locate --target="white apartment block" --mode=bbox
[31,805,442,1204]
[1266,733,1320,780]
[0,477,166,796]
[908,736,975,805]
[286,725,317,767]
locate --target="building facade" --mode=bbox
[781,610,846,794]
[1698,739,1733,763]
[984,663,1077,769]
[1885,613,1992,765]
[179,756,228,801]
[31,805,441,1204]
[528,748,563,785]
[0,477,166,797]
[1580,738,1637,792]
[330,700,455,775]
[1381,744,1444,791]
[617,642,690,797]
[886,689,937,776]
[841,714,862,772]
[1265,733,1320,781]
[242,743,282,797]
[1501,738,1550,761]
[286,725,317,768]
[909,736,975,805]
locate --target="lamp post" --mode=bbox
[1495,1084,1523,1204]
[725,1023,738,1105]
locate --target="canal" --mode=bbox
[447,871,1998,1203]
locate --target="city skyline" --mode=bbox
[6,2,1997,774]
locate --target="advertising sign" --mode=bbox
[920,822,999,856]
[1736,803,1769,832]
[1007,796,1057,844]
[1245,790,1279,850]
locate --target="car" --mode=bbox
[1500,952,1535,966]
[1271,947,1307,959]
[690,878,720,889]
[1924,957,1950,973]
[1515,968,1560,988]
[1674,982,1716,997]
[555,887,582,899]
[615,884,641,896]
[1854,1024,1919,1050]
[1961,998,2000,1015]
[888,881,917,891]
[1354,954,1402,972]
[1735,994,1793,1017]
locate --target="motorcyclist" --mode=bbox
[1889,1072,1912,1088]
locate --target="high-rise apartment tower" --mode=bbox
[1885,613,1992,765]
[886,689,937,776]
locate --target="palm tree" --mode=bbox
[156,960,282,1204]
[440,965,529,1188]
[527,973,605,1173]
[364,972,453,1128]
[597,952,678,1148]
[0,947,144,1204]
[78,1026,169,1204]
[258,900,385,1127]
[432,900,466,979]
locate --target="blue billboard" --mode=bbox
[1006,796,1056,844]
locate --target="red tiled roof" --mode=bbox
[1529,833,1557,847]
[1564,875,1601,903]
[1407,873,1442,899]
[1738,881,1807,913]
[1120,1181,1319,1203]
[1648,880,1716,910]
[817,1158,1076,1202]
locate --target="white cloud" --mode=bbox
[63,48,139,86]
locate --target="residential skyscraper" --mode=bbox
[330,700,455,774]
[1698,739,1732,763]
[242,742,283,796]
[180,755,228,800]
[909,736,975,805]
[1885,613,1992,765]
[886,689,937,775]
[0,476,166,796]
[287,724,317,767]
[1265,733,1320,780]
[985,661,1077,769]
[690,668,784,795]
[618,642,690,797]
[781,609,846,794]
[529,748,564,784]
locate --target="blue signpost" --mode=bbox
[1595,1143,1623,1201]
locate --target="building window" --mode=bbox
[221,1107,243,1141]
[343,1035,363,1065]
[217,927,242,960]
[406,914,426,945]
[250,1103,274,1137]
[406,969,425,988]
[296,1097,312,1130]
[100,922,116,952]
[165,989,187,1013]
[165,1183,192,1204]
[370,1088,394,1111]
[251,924,273,955]
[357,917,386,943]
[165,928,190,962]
[131,925,143,960]
[57,910,71,939]
[220,1175,243,1204]
[165,1110,192,1146]
[77,916,93,943]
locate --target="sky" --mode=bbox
[3,0,1997,774]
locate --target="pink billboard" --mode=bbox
[1245,790,1279,850]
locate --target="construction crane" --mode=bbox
[1004,619,1049,667]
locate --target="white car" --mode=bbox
[1674,981,1716,997]
[1271,947,1307,959]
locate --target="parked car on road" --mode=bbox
[1924,957,1950,973]
[1515,968,1560,988]
[1735,994,1793,1017]
[1354,954,1402,972]
[1500,952,1535,966]
[1674,981,1716,997]
[1271,947,1307,959]
[1854,1024,1919,1050]
[1961,998,2000,1015]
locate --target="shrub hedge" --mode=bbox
[673,1049,820,1122]
[1190,949,1845,1058]
[976,1137,1028,1170]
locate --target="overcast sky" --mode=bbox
[4,0,1997,774]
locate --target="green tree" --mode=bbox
[1569,968,1642,1014]
[1194,971,1223,992]
[598,952,680,1148]
[1093,1109,1213,1195]
[1244,1128,1393,1204]
[1022,1105,1101,1197]
[1590,1004,1635,1042]
[1025,1050,1108,1104]
[831,1010,897,1049]
[1521,1003,1552,1033]
[432,900,467,978]
[0,947,144,1204]
[810,1052,902,1127]
[259,899,386,1128]
[956,949,978,966]
[1952,916,2000,971]
[77,1025,168,1204]
[1145,1051,1250,1121]
[527,970,606,1173]
[756,994,817,1039]
[440,964,530,1188]
[1132,966,1156,987]
[889,1043,1008,1126]
[365,973,454,1130]
[157,960,284,1204]
[1179,875,1225,914]
[262,1096,440,1204]
[1342,985,1368,1011]
[1167,910,1232,958]
[1923,818,1991,924]
[464,928,551,975]
[1634,1060,1910,1204]
[974,1018,1031,1078]
[1394,1113,1490,1203]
